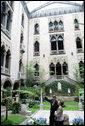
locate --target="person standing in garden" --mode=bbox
[45,95,59,125]
[54,100,64,125]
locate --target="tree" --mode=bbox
[25,61,36,87]
[73,63,84,96]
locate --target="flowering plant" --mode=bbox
[72,118,84,125]
[27,117,47,125]
[37,117,47,122]
[12,101,18,104]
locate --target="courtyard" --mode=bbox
[1,1,84,126]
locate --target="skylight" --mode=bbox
[25,1,83,13]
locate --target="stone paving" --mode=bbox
[28,110,84,125]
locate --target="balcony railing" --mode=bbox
[1,24,11,39]
[77,48,83,53]
[1,66,10,75]
[49,26,64,33]
[1,66,4,73]
[33,52,40,56]
[51,50,65,55]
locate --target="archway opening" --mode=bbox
[49,63,55,75]
[56,62,61,75]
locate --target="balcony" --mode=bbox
[33,52,40,56]
[1,66,10,76]
[20,43,25,53]
[18,72,26,79]
[50,75,68,80]
[1,24,11,39]
[77,48,83,53]
[49,26,64,33]
[51,50,65,55]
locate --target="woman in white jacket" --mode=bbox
[54,100,64,125]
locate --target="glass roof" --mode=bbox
[25,1,83,13]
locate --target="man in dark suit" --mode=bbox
[45,95,59,125]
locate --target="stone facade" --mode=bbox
[1,1,29,92]
[28,12,84,80]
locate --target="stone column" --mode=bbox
[3,51,6,73]
[40,88,43,110]
[18,80,21,101]
[4,4,8,29]
[61,63,63,78]
[54,64,56,78]
[8,55,11,75]
[1,85,3,102]
[11,85,13,99]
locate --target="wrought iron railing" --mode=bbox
[34,52,40,56]
[51,50,65,55]
[77,48,83,53]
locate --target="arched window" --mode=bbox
[34,41,39,52]
[34,23,39,34]
[58,36,64,50]
[49,63,55,75]
[5,50,11,68]
[54,21,58,30]
[6,10,12,31]
[21,13,24,27]
[49,21,53,31]
[1,2,6,26]
[19,59,22,72]
[34,64,39,76]
[76,37,82,49]
[51,36,57,50]
[56,62,61,75]
[74,19,79,29]
[58,20,64,30]
[79,61,84,78]
[1,46,5,67]
[62,62,68,75]
[20,33,23,43]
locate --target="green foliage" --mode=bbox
[28,104,39,114]
[8,98,13,110]
[1,99,6,106]
[25,61,36,86]
[50,71,55,75]
[21,99,27,104]
[45,80,75,96]
[12,102,21,114]
[73,64,84,86]
[29,101,35,108]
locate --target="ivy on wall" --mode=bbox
[45,80,76,96]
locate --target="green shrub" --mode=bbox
[29,101,35,108]
[21,99,27,104]
[8,98,13,110]
[1,99,6,106]
[12,102,21,114]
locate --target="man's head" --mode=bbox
[52,95,56,101]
